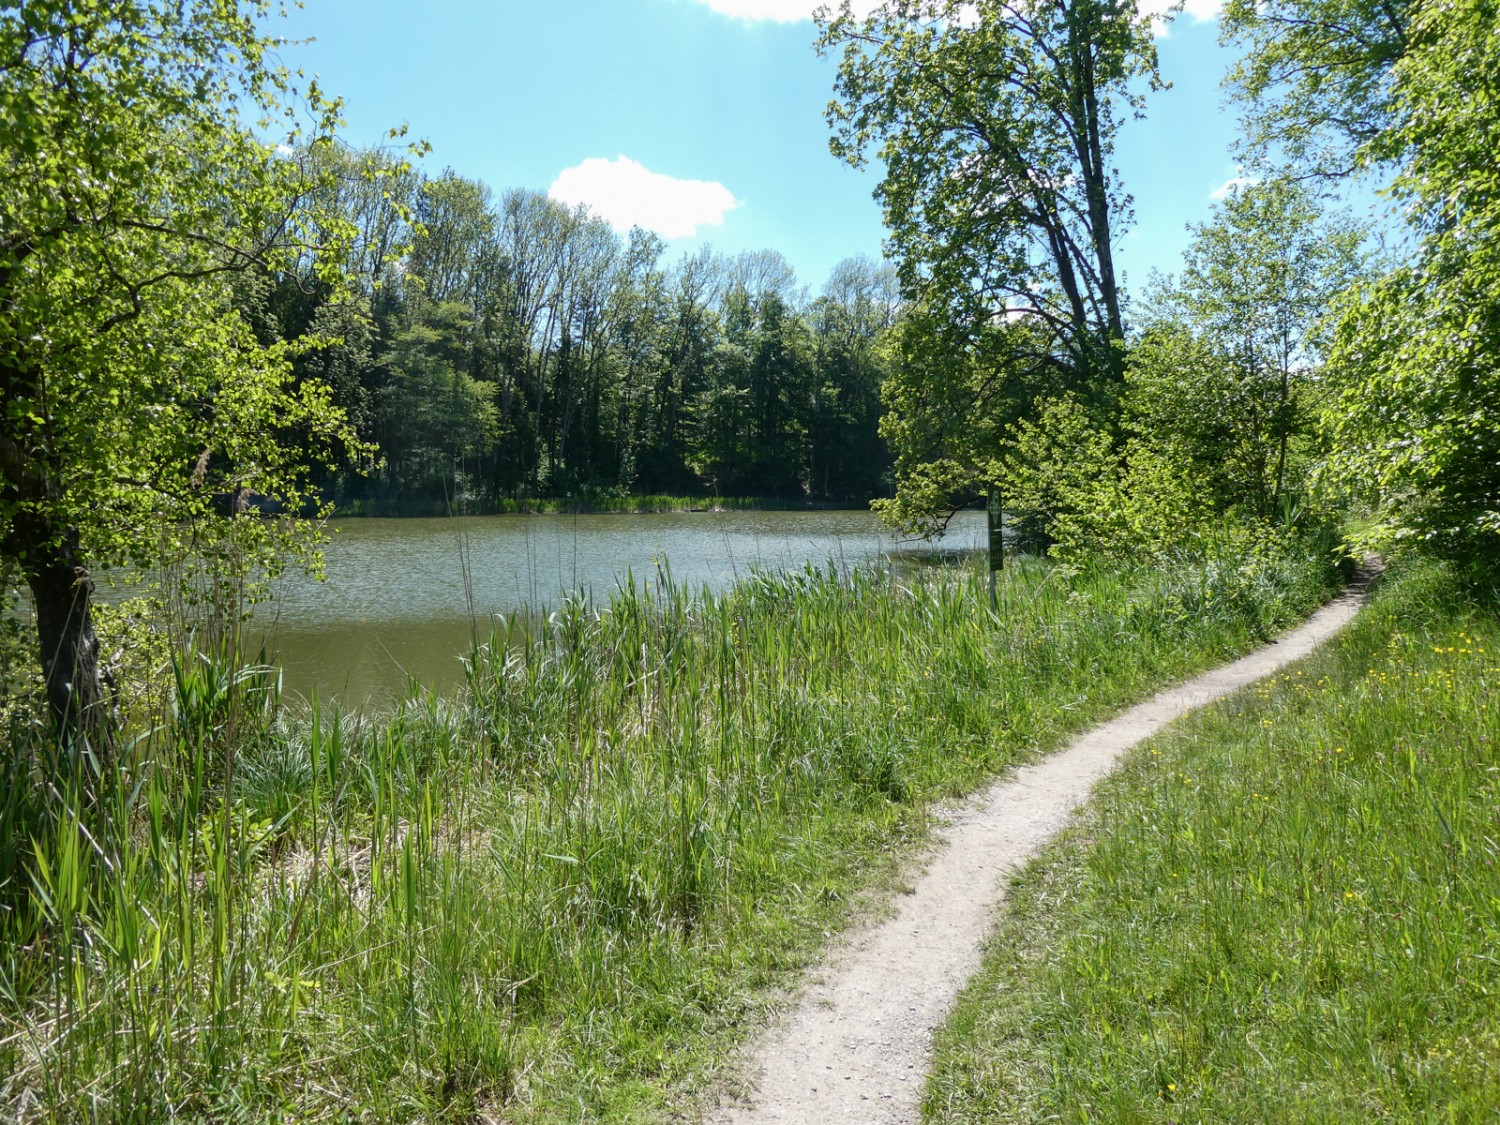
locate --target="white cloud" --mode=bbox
[686,0,883,22]
[1137,0,1223,36]
[1211,173,1261,200]
[549,156,740,239]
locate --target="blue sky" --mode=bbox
[268,0,1252,294]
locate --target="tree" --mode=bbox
[818,0,1157,532]
[1221,0,1412,179]
[375,311,498,504]
[874,306,1063,534]
[818,0,1157,388]
[1321,0,1500,562]
[0,2,359,751]
[604,228,670,491]
[637,247,723,493]
[990,181,1365,556]
[1138,180,1365,519]
[808,256,898,499]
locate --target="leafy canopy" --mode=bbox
[1221,0,1412,178]
[818,0,1157,532]
[0,0,363,582]
[819,0,1156,380]
[1141,179,1365,519]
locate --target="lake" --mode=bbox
[251,508,986,706]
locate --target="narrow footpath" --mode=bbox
[707,578,1372,1125]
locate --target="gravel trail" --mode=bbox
[707,581,1370,1125]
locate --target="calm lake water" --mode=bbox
[249,509,985,706]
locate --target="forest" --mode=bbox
[2,0,1497,1119]
[249,158,899,512]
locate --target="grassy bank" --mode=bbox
[925,558,1500,1122]
[0,543,1339,1122]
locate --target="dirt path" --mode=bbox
[706,581,1370,1125]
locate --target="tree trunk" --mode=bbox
[19,522,115,758]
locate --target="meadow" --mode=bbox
[1,542,1338,1121]
[925,558,1500,1122]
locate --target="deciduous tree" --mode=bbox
[1222,0,1412,178]
[1322,0,1500,561]
[0,1,359,750]
[818,0,1157,532]
[819,0,1157,387]
[1139,180,1365,519]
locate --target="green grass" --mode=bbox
[0,542,1339,1122]
[925,558,1500,1123]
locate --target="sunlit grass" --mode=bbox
[925,558,1500,1122]
[0,543,1338,1122]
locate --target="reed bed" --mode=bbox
[485,494,761,515]
[0,543,1337,1122]
[925,558,1500,1122]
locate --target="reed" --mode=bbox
[0,539,1338,1121]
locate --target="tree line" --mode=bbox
[250,152,900,512]
[818,0,1495,567]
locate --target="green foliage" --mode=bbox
[0,567,42,740]
[999,391,1283,564]
[0,0,368,737]
[818,0,1158,536]
[1135,180,1366,523]
[288,170,896,508]
[1001,394,1122,553]
[89,597,175,730]
[819,0,1156,384]
[1126,324,1255,513]
[926,559,1500,1122]
[1222,0,1412,177]
[0,0,357,562]
[689,287,819,496]
[805,260,897,499]
[377,313,499,505]
[874,308,1065,536]
[1324,266,1500,561]
[1321,0,1500,563]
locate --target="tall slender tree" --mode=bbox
[819,0,1157,389]
[1140,180,1365,518]
[819,0,1156,530]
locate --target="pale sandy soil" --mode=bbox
[704,580,1371,1125]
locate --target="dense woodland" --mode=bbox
[250,157,899,511]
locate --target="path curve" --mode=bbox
[707,579,1371,1125]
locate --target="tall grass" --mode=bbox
[0,541,1338,1121]
[924,558,1500,1122]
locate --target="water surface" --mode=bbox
[254,509,984,706]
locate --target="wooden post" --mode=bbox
[987,486,1003,611]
